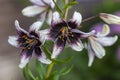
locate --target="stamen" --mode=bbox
[22,35,27,39]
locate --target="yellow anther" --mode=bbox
[22,35,27,39]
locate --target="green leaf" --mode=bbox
[36,60,45,80]
[52,57,73,64]
[35,77,39,80]
[23,67,28,80]
[43,46,51,59]
[58,65,73,76]
[64,1,78,9]
[27,68,36,80]
[48,65,73,80]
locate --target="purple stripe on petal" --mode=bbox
[68,38,84,51]
[51,38,66,58]
[19,48,33,68]
[35,47,42,56]
[35,47,51,64]
[15,20,29,37]
[68,21,77,29]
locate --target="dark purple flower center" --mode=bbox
[18,34,41,49]
[57,27,75,43]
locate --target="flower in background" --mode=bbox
[85,24,118,67]
[48,11,94,58]
[22,0,55,24]
[99,13,120,25]
[91,23,120,35]
[8,20,51,68]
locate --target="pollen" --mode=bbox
[22,35,28,39]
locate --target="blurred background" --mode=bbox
[0,0,120,80]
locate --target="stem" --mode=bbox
[82,15,98,23]
[64,0,69,20]
[53,0,64,15]
[45,62,54,79]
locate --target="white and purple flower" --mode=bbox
[8,20,51,68]
[47,11,94,58]
[100,13,120,25]
[85,24,118,67]
[22,0,55,24]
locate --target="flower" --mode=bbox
[22,0,55,24]
[85,24,118,67]
[8,20,51,68]
[48,11,94,58]
[91,23,120,35]
[99,13,120,24]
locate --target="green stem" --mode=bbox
[64,0,69,20]
[53,0,64,15]
[45,62,54,79]
[82,15,98,23]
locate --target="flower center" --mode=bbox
[20,35,39,49]
[58,27,74,42]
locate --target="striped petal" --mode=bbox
[51,38,66,58]
[94,36,118,46]
[68,12,82,28]
[89,37,105,59]
[71,29,95,38]
[52,11,62,26]
[42,0,55,8]
[68,39,84,51]
[29,0,45,6]
[8,36,19,48]
[29,21,43,32]
[19,48,33,68]
[72,11,82,26]
[35,47,51,64]
[100,13,120,24]
[96,24,110,37]
[86,43,95,67]
[15,20,28,36]
[22,5,46,17]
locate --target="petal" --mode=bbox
[51,38,66,58]
[8,36,19,48]
[22,5,46,17]
[71,11,82,26]
[71,29,95,38]
[68,11,82,29]
[35,47,51,64]
[89,37,105,59]
[39,29,51,43]
[29,0,45,6]
[42,0,55,8]
[96,24,110,37]
[68,39,84,51]
[52,11,62,26]
[86,43,95,67]
[46,10,53,25]
[29,21,43,32]
[94,36,118,46]
[37,11,46,23]
[19,48,33,68]
[100,13,120,24]
[15,20,28,36]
